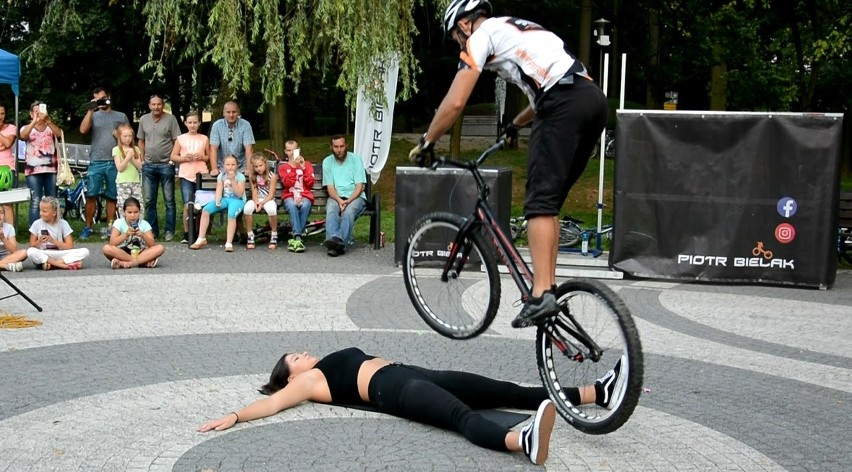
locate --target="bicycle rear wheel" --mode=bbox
[536,280,643,434]
[403,212,500,340]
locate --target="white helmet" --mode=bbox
[443,0,492,35]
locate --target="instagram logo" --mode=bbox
[775,223,796,244]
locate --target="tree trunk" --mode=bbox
[450,114,463,158]
[504,86,527,150]
[268,94,288,154]
[578,0,593,67]
[709,45,727,111]
[645,8,660,109]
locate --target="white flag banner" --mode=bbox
[354,55,399,184]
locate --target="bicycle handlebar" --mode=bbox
[430,139,506,171]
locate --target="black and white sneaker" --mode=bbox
[511,291,559,328]
[520,399,556,465]
[595,355,626,409]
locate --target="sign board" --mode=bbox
[611,110,844,289]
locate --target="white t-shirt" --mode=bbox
[29,218,73,250]
[460,17,586,108]
[0,222,16,256]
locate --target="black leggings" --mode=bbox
[366,364,549,451]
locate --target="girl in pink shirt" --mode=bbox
[170,111,211,243]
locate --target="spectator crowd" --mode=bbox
[0,87,373,272]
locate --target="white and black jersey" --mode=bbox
[459,17,588,109]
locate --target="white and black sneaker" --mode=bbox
[520,399,556,465]
[595,355,627,409]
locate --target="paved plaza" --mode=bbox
[1,239,850,471]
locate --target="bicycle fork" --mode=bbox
[542,307,604,363]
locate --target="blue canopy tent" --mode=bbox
[0,49,20,163]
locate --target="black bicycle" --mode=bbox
[402,140,643,434]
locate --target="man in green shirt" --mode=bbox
[321,134,367,257]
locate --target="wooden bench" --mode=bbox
[186,162,382,249]
[838,191,852,264]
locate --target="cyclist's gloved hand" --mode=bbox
[499,123,520,146]
[408,134,434,168]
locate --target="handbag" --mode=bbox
[55,130,75,187]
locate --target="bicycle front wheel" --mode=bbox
[536,280,643,434]
[559,223,582,247]
[403,212,500,340]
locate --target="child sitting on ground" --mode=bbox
[190,155,246,252]
[26,196,89,270]
[102,197,165,269]
[0,206,28,272]
[244,152,279,250]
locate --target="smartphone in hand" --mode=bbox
[38,103,47,114]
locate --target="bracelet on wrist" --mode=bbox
[230,411,240,423]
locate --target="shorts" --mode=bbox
[180,178,197,206]
[524,77,608,217]
[87,160,118,199]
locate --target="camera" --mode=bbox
[85,98,111,110]
[40,229,49,236]
[130,221,139,229]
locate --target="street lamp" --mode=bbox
[594,18,611,47]
[593,18,611,83]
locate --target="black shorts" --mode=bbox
[524,77,608,217]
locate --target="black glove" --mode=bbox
[408,135,435,168]
[499,123,520,145]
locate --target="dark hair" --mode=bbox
[259,353,291,395]
[123,197,141,211]
[330,134,345,142]
[92,87,109,96]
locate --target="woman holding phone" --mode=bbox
[20,101,63,225]
[0,102,21,223]
[26,196,89,270]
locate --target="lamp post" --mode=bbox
[593,18,611,84]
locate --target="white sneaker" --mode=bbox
[520,399,556,465]
[7,262,23,272]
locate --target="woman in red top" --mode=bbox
[277,140,315,253]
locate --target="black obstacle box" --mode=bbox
[394,167,512,265]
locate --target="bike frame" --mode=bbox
[432,143,605,357]
[432,141,534,301]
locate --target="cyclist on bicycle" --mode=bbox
[410,0,608,328]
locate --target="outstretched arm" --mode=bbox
[197,370,319,432]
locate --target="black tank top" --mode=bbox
[314,347,376,405]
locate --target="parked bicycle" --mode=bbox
[402,140,643,434]
[509,214,612,250]
[58,170,103,223]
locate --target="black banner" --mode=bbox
[611,111,844,289]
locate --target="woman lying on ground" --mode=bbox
[198,346,623,465]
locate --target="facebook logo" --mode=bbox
[776,197,797,218]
